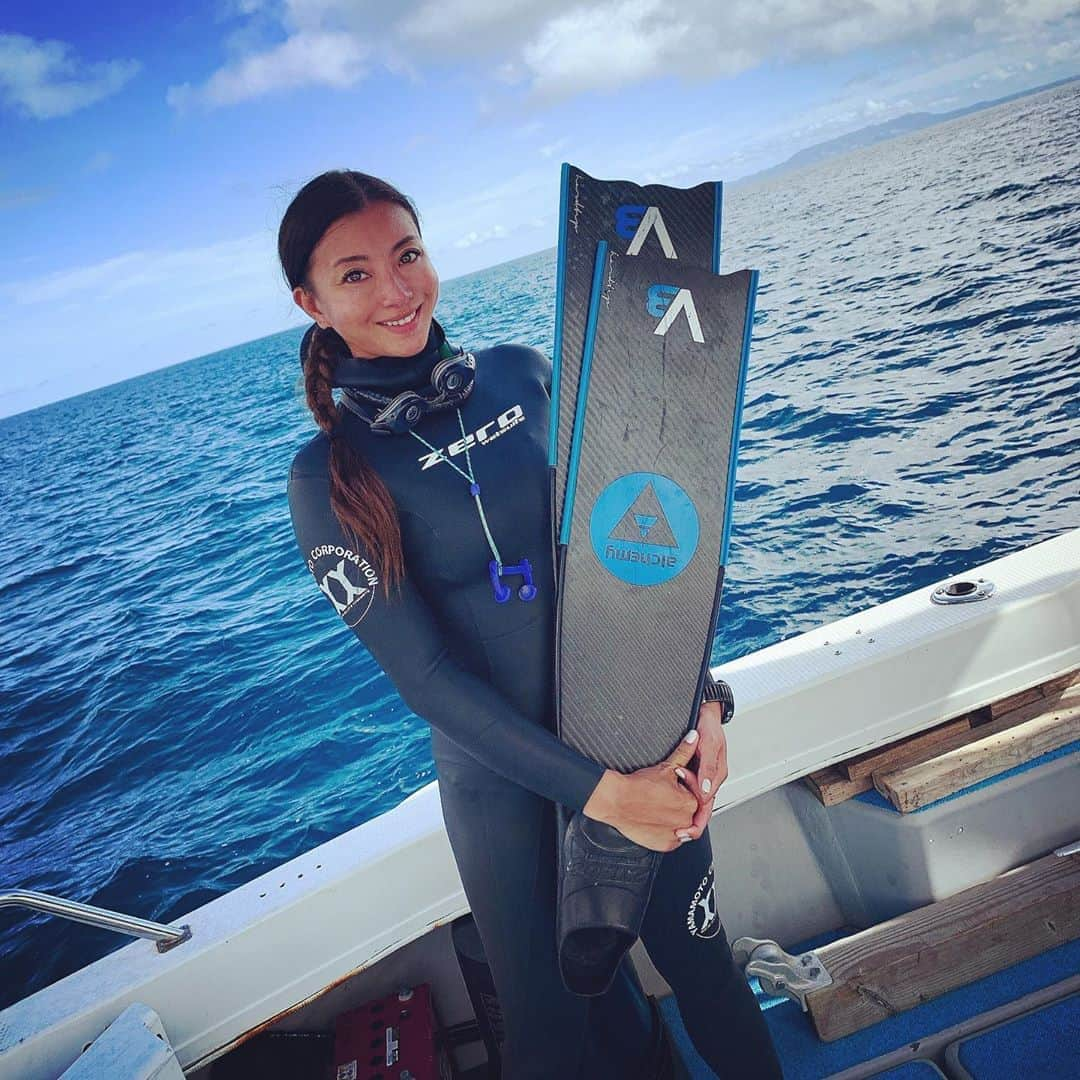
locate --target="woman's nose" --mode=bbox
[382,269,414,305]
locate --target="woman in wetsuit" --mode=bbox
[280,170,783,1079]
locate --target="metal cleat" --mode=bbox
[732,936,833,1011]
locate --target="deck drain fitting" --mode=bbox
[931,577,995,606]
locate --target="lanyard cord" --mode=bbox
[408,409,505,571]
[338,376,535,602]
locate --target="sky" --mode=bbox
[1,1,1078,417]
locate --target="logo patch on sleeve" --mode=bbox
[307,544,380,627]
[687,867,722,939]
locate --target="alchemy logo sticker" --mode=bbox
[687,867,722,940]
[589,472,699,586]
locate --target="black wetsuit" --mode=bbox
[287,327,783,1079]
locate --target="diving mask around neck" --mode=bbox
[339,342,477,435]
[299,321,477,436]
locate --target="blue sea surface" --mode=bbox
[1,85,1078,1010]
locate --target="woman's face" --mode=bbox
[295,201,439,359]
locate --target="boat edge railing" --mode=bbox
[0,890,191,953]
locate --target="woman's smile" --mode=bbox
[378,306,421,330]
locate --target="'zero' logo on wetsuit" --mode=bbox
[687,867,721,939]
[307,545,380,628]
[416,405,525,471]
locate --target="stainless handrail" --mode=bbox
[0,890,192,953]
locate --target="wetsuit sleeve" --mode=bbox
[287,456,606,811]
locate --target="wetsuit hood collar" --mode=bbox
[299,320,451,394]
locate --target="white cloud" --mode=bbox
[406,161,557,267]
[514,1,1080,96]
[1046,38,1080,62]
[167,31,367,109]
[522,0,692,97]
[974,0,1079,34]
[172,0,1079,109]
[0,230,291,416]
[8,234,277,307]
[454,224,508,248]
[396,0,540,51]
[0,33,140,119]
[224,0,267,14]
[539,136,569,158]
[10,251,146,306]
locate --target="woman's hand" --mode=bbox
[583,730,703,852]
[684,700,729,832]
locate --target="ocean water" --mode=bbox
[1,84,1078,1010]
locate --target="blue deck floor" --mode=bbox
[948,991,1079,1078]
[660,935,1080,1079]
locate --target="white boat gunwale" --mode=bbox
[1,527,1077,1079]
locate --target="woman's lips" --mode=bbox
[378,306,422,333]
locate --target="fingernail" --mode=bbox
[684,730,699,744]
[675,767,687,779]
[677,830,691,840]
[702,778,712,794]
[679,835,692,844]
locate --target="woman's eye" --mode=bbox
[400,248,423,264]
[343,268,368,283]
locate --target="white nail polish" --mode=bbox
[677,830,691,840]
[684,729,699,744]
[702,778,712,794]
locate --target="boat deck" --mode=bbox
[666,932,1080,1078]
[2,533,1077,1080]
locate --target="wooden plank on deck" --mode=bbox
[804,766,873,806]
[806,852,1080,1041]
[801,667,1079,809]
[990,666,1080,718]
[875,683,1080,813]
[839,715,974,782]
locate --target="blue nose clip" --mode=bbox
[490,559,537,603]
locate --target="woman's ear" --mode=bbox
[293,284,327,328]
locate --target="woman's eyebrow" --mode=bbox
[332,234,420,267]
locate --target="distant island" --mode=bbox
[739,74,1079,186]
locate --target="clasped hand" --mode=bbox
[582,700,729,852]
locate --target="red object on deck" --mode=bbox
[333,982,451,1080]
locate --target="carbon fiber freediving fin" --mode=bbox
[557,249,758,771]
[550,167,757,996]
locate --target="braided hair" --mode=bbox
[279,171,419,596]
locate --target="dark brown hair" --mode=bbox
[278,170,421,596]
